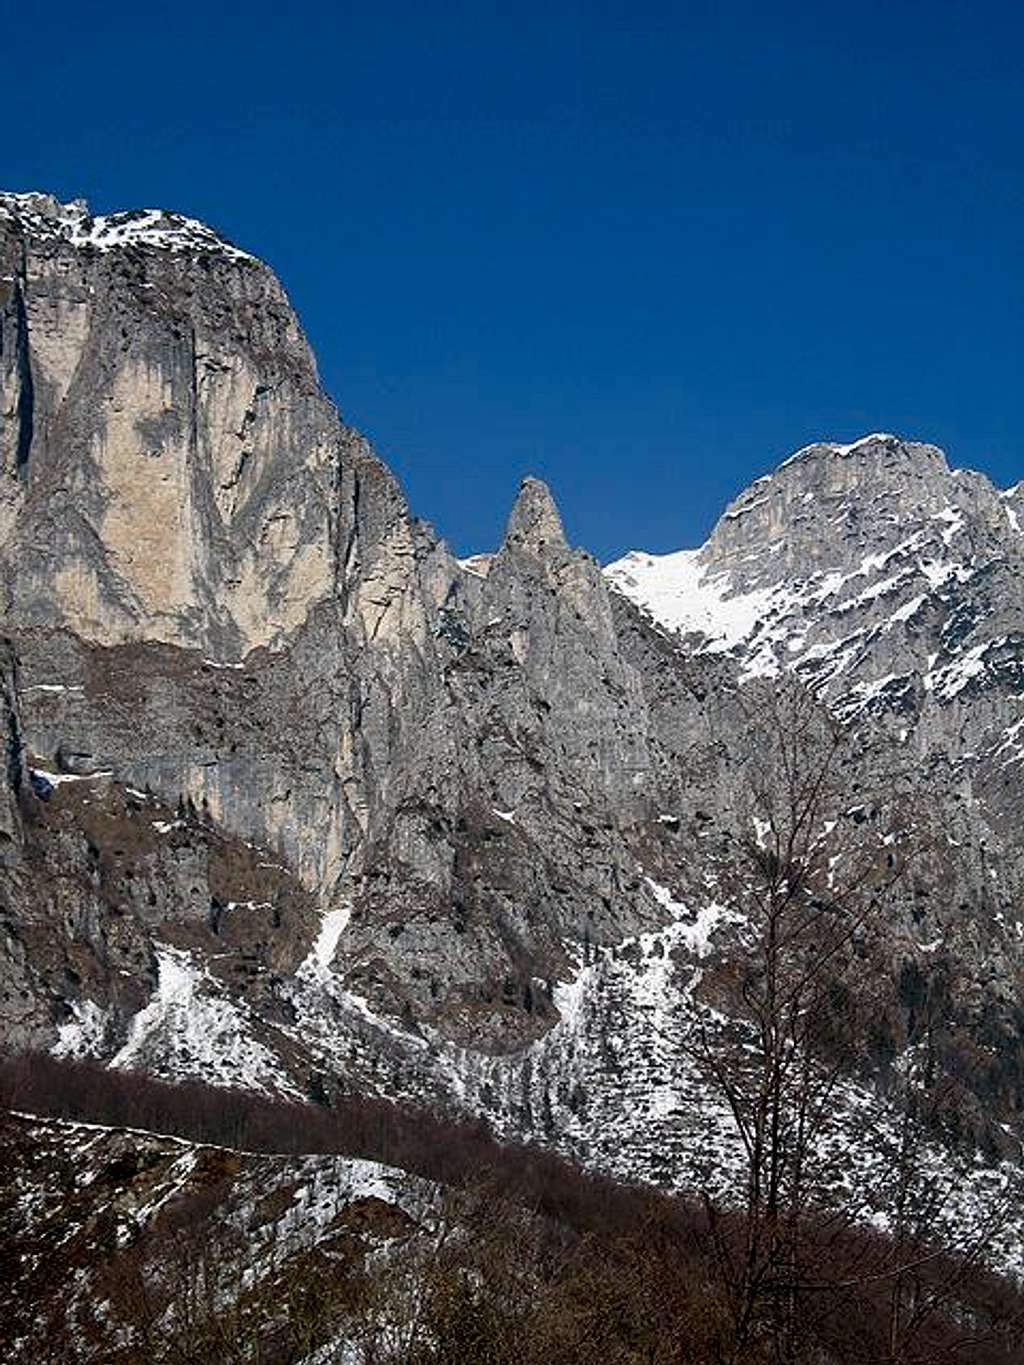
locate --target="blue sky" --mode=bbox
[4,1,1021,559]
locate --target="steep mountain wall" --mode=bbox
[2,194,1023,1276]
[0,192,674,1058]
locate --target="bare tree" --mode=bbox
[683,679,1024,1365]
[688,678,929,1362]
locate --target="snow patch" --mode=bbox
[111,944,294,1094]
[926,639,1003,700]
[933,505,964,546]
[777,432,899,470]
[29,766,113,786]
[1,193,256,262]
[300,906,352,976]
[458,554,493,579]
[53,999,111,1059]
[605,548,785,660]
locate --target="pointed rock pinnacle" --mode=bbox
[503,477,567,556]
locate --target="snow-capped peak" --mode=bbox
[0,191,255,263]
[606,436,1024,711]
[777,431,905,469]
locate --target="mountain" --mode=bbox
[2,193,1023,1285]
[608,432,1024,726]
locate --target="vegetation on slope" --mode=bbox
[3,1056,1022,1365]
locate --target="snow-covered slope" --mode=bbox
[607,434,1024,748]
[2,1112,427,1361]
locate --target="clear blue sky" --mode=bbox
[4,1,1021,559]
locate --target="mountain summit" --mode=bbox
[608,431,1024,703]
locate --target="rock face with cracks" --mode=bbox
[2,194,1024,1280]
[0,192,671,1060]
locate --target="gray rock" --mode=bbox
[1,196,1023,1268]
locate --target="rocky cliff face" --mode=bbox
[2,194,1023,1279]
[1,193,360,655]
[607,431,1024,858]
[0,191,669,1058]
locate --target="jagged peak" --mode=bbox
[0,189,255,263]
[709,433,968,549]
[0,191,89,224]
[503,477,567,555]
[776,431,948,474]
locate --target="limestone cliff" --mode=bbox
[0,191,407,658]
[0,192,670,1058]
[2,195,1023,1271]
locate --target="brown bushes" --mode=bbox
[0,1050,685,1241]
[2,1052,1023,1364]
